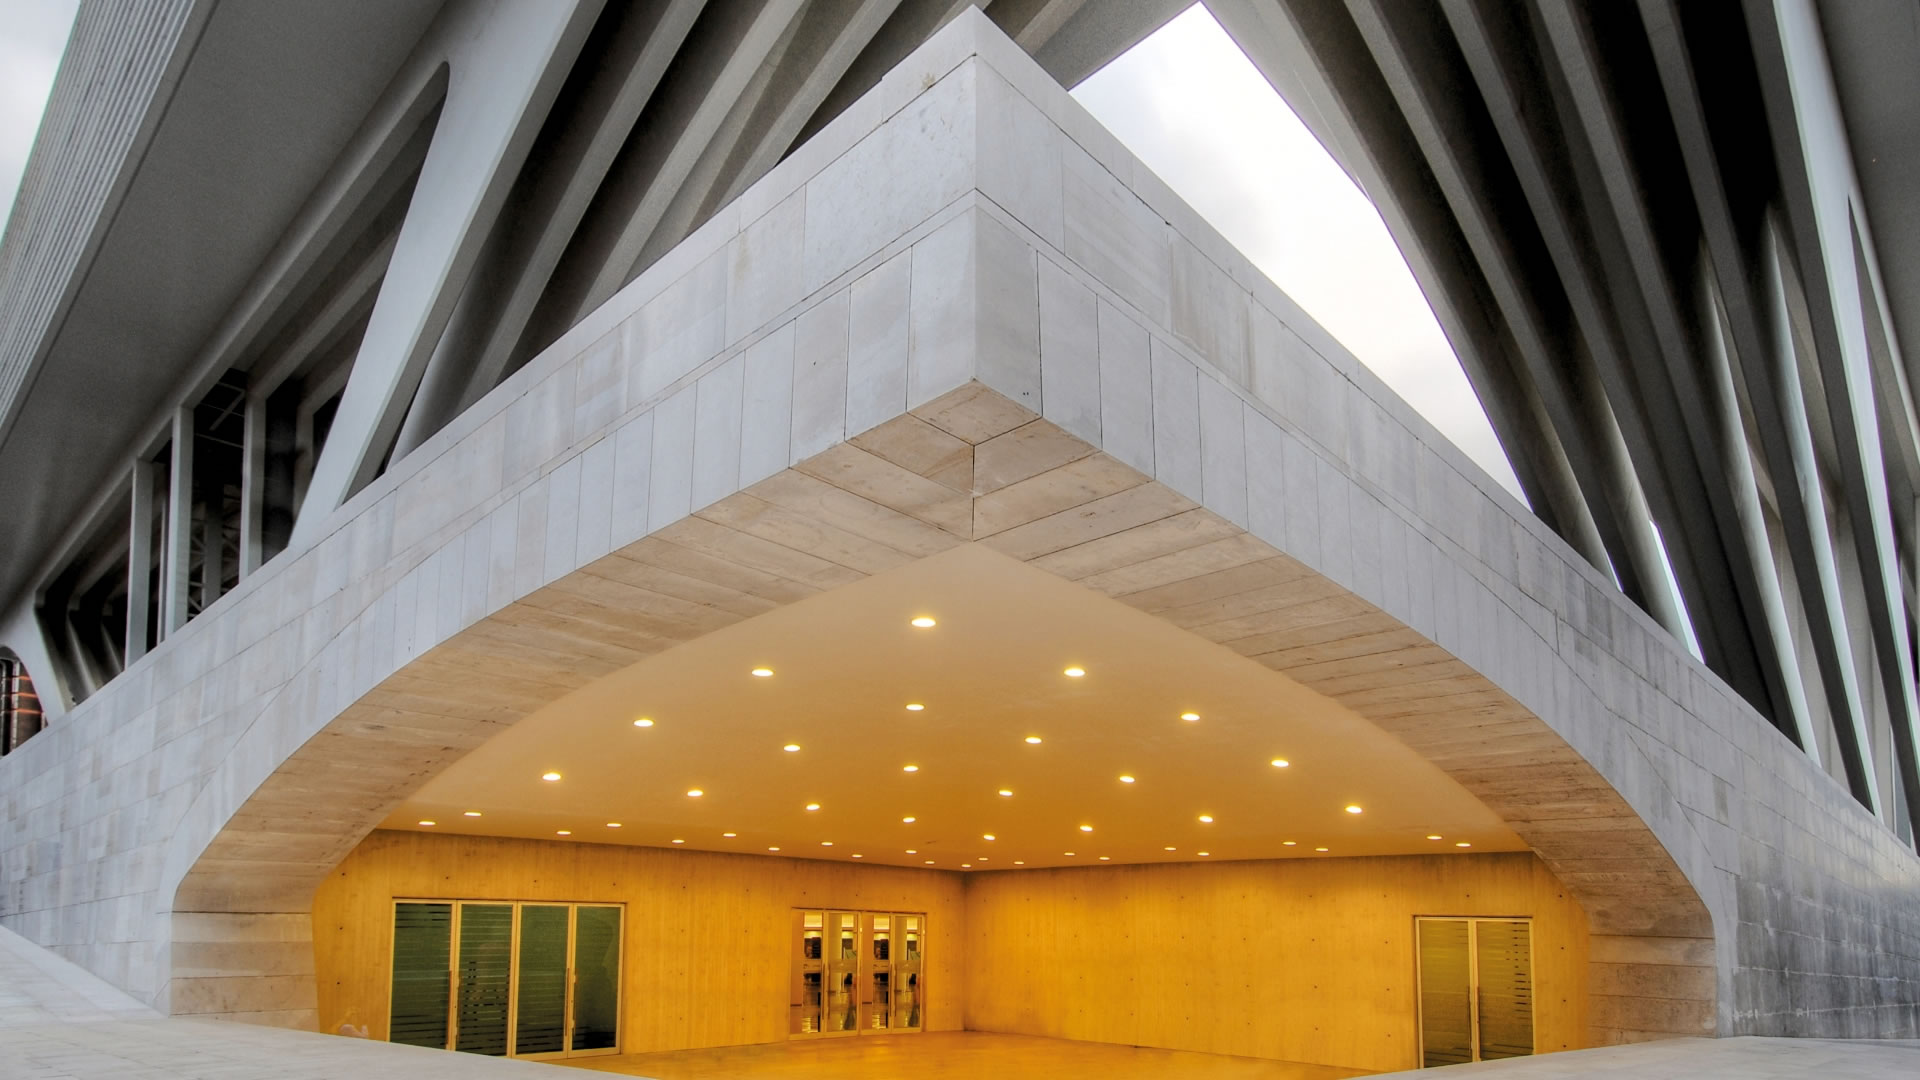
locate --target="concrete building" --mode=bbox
[0,0,1916,1075]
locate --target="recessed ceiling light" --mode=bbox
[1198,815,1214,823]
[925,860,935,864]
[1079,825,1093,832]
[633,717,654,727]
[1181,712,1200,722]
[1271,759,1289,768]
[821,841,833,846]
[1283,841,1297,846]
[1164,846,1176,851]
[983,834,995,841]
[1098,856,1111,861]
[751,667,774,678]
[606,822,622,828]
[1118,775,1135,784]
[671,839,684,845]
[687,789,704,797]
[1345,805,1363,814]
[1063,666,1086,678]
[902,764,919,772]
[977,857,988,862]
[1013,860,1025,865]
[557,830,571,836]
[463,811,482,817]
[784,744,801,752]
[1198,851,1211,857]
[1064,852,1076,856]
[1315,847,1329,852]
[906,849,917,854]
[1456,842,1472,848]
[723,832,737,838]
[911,616,937,628]
[961,863,972,868]
[902,816,916,823]
[1024,736,1042,745]
[852,854,863,859]
[1427,835,1443,841]
[805,803,821,811]
[541,771,562,782]
[906,703,924,712]
[998,789,1013,797]
[418,820,436,826]
[769,846,781,851]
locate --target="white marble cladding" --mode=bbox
[0,8,1913,1037]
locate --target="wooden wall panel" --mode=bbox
[311,831,966,1052]
[961,852,1587,1072]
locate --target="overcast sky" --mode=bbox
[1072,4,1523,499]
[0,1,1519,499]
[0,0,77,239]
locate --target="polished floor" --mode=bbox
[558,1031,1367,1080]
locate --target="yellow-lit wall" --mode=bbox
[312,830,966,1052]
[315,835,1584,1069]
[961,852,1588,1072]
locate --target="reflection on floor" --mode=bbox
[558,1031,1370,1080]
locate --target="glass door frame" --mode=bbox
[1412,915,1535,1066]
[388,899,625,1060]
[789,908,926,1040]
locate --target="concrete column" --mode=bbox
[239,393,265,578]
[163,405,195,636]
[125,459,157,662]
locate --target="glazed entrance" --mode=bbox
[791,910,925,1037]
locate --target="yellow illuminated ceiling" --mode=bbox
[384,545,1525,869]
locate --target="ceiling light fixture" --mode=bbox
[1024,736,1042,745]
[983,834,995,841]
[911,616,937,628]
[1064,852,1076,856]
[906,703,924,712]
[1079,825,1093,832]
[1345,805,1363,814]
[1270,759,1289,768]
[541,772,562,782]
[1181,712,1199,722]
[925,860,935,865]
[633,717,654,727]
[606,822,622,828]
[902,816,916,823]
[1118,775,1135,784]
[906,849,917,854]
[821,841,833,846]
[902,764,919,772]
[723,832,737,838]
[751,667,774,678]
[1315,847,1329,852]
[1013,860,1025,865]
[1283,841,1297,846]
[851,854,863,859]
[418,820,436,826]
[687,789,704,798]
[961,863,972,868]
[1063,666,1086,678]
[998,789,1013,797]
[463,811,482,817]
[1098,856,1111,861]
[1427,834,1443,841]
[805,803,820,811]
[671,839,684,845]
[1164,846,1176,851]
[784,744,801,752]
[557,830,572,836]
[1198,851,1211,857]
[1198,815,1214,823]
[770,846,781,851]
[1456,842,1472,848]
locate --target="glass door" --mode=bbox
[863,914,892,1032]
[825,911,860,1034]
[892,914,922,1031]
[389,900,621,1059]
[791,911,825,1035]
[454,903,513,1056]
[1416,917,1534,1066]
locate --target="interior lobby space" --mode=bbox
[310,546,1589,1076]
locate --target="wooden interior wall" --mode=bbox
[311,830,966,1052]
[960,852,1588,1072]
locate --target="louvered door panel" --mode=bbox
[1417,918,1473,1066]
[389,902,451,1048]
[1475,920,1534,1059]
[454,903,513,1055]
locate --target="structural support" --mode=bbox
[162,406,194,636]
[125,458,156,663]
[239,393,265,578]
[291,0,601,543]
